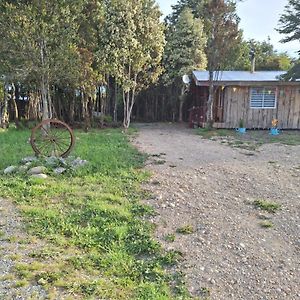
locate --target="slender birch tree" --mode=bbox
[99,0,165,128]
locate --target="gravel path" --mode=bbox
[0,198,47,299]
[133,123,300,300]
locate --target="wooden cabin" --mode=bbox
[191,70,300,129]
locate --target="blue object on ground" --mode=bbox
[270,128,280,135]
[236,128,246,133]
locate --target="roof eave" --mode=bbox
[195,80,300,87]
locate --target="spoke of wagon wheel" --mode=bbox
[53,128,69,138]
[36,141,51,153]
[54,140,65,154]
[54,138,70,146]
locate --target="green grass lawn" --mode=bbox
[0,127,191,299]
[196,128,300,150]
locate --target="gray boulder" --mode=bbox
[71,157,88,169]
[28,166,46,175]
[21,156,38,164]
[31,174,48,179]
[53,167,66,175]
[3,166,17,174]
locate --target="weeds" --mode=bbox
[253,199,281,213]
[0,128,192,299]
[176,225,195,234]
[159,250,183,266]
[196,128,300,151]
[196,128,232,139]
[14,279,28,288]
[260,220,274,228]
[164,234,175,242]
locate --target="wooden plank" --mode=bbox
[295,88,300,128]
[291,88,300,128]
[218,85,300,129]
[225,87,232,127]
[277,87,286,128]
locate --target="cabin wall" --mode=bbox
[217,86,300,129]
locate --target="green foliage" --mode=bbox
[0,128,193,299]
[0,127,32,169]
[233,39,292,71]
[280,60,300,81]
[277,0,300,44]
[164,234,176,242]
[176,225,195,234]
[239,118,244,128]
[203,0,241,71]
[277,0,300,80]
[0,0,82,84]
[99,0,165,127]
[0,81,4,101]
[163,8,207,84]
[196,128,233,139]
[253,200,281,213]
[166,0,241,71]
[166,1,292,72]
[197,129,300,150]
[159,250,183,266]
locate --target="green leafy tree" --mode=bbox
[99,0,165,128]
[166,0,241,124]
[277,0,300,80]
[166,0,204,24]
[280,59,300,80]
[202,0,241,124]
[234,39,292,71]
[0,0,82,120]
[163,8,207,121]
[278,0,300,45]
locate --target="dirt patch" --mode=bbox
[133,123,300,300]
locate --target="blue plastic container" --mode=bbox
[236,128,246,134]
[270,128,280,135]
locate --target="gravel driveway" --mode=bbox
[133,123,300,300]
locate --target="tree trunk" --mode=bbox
[206,71,214,128]
[11,83,20,128]
[81,89,90,132]
[123,91,130,129]
[113,83,118,122]
[1,83,9,128]
[47,82,53,119]
[69,92,75,125]
[40,40,50,121]
[123,73,137,129]
[178,85,186,122]
[27,92,39,120]
[41,78,49,121]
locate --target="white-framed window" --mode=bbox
[250,87,277,109]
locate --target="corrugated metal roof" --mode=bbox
[193,70,286,84]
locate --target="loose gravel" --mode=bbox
[133,123,300,300]
[0,198,47,299]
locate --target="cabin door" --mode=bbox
[213,87,225,123]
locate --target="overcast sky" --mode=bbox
[156,0,300,57]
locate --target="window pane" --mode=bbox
[250,88,276,109]
[250,88,263,108]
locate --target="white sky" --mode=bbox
[156,0,300,57]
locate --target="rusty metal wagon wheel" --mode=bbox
[30,119,75,158]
